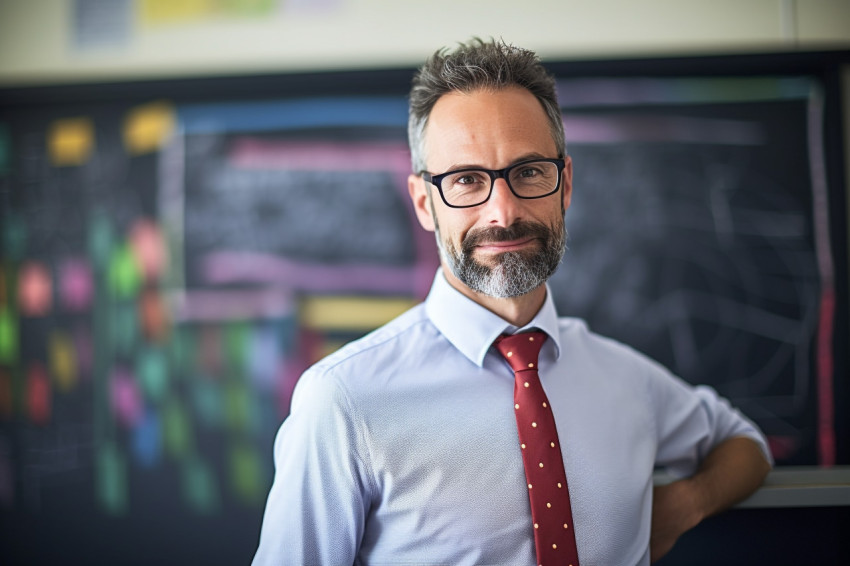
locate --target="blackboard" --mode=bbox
[0,51,848,565]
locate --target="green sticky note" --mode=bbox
[97,443,128,515]
[137,347,168,402]
[88,212,114,268]
[192,378,223,429]
[0,308,17,365]
[108,243,141,299]
[112,303,138,356]
[224,322,249,375]
[163,398,192,458]
[229,442,264,505]
[3,214,26,261]
[224,381,251,432]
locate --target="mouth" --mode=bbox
[474,237,539,254]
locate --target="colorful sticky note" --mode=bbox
[132,409,162,468]
[139,289,170,343]
[60,258,94,311]
[183,456,219,514]
[0,308,17,365]
[129,218,168,281]
[73,323,94,380]
[169,327,195,376]
[110,367,143,427]
[112,303,139,356]
[224,322,249,375]
[88,212,114,268]
[163,398,191,458]
[123,101,175,154]
[229,442,264,505]
[49,330,78,392]
[224,381,252,432]
[139,0,214,25]
[136,347,168,402]
[301,296,417,331]
[191,378,223,429]
[27,364,51,425]
[48,117,94,166]
[18,261,52,316]
[108,243,141,299]
[97,443,128,515]
[2,214,26,261]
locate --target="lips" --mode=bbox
[461,222,550,255]
[475,237,539,253]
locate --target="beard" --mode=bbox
[436,218,567,299]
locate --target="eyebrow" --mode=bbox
[439,152,552,173]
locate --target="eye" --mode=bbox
[516,165,543,178]
[446,170,488,188]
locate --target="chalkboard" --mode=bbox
[0,52,847,565]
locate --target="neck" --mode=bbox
[440,264,547,328]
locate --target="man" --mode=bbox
[253,38,772,565]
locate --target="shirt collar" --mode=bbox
[424,269,562,367]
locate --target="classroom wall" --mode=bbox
[1,0,849,86]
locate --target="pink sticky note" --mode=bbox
[60,258,93,311]
[129,218,167,282]
[110,367,143,428]
[18,262,52,316]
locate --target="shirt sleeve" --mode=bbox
[252,367,373,566]
[646,359,774,478]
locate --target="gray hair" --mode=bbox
[407,38,566,174]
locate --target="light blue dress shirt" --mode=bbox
[253,271,771,566]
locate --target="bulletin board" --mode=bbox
[0,51,848,565]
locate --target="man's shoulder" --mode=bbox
[556,315,664,372]
[308,302,435,376]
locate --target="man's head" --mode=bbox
[408,38,566,175]
[407,39,572,300]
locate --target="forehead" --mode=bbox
[423,86,556,170]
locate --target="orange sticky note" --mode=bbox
[123,101,175,154]
[48,118,94,166]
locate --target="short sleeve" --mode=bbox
[252,368,373,566]
[648,362,773,478]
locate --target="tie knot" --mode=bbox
[494,331,547,372]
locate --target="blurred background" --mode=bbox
[0,1,849,565]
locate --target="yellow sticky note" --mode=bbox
[301,296,417,331]
[49,330,77,392]
[48,118,94,166]
[139,0,213,25]
[123,101,175,154]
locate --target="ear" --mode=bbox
[408,173,436,232]
[561,155,573,212]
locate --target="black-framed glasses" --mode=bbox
[421,158,565,208]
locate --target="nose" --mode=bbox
[482,177,522,227]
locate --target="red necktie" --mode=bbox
[494,331,579,566]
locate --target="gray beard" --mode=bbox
[436,220,567,299]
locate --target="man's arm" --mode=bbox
[252,370,369,565]
[649,435,772,563]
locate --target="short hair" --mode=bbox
[407,37,566,173]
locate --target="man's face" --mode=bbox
[408,87,573,298]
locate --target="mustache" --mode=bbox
[461,221,553,254]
